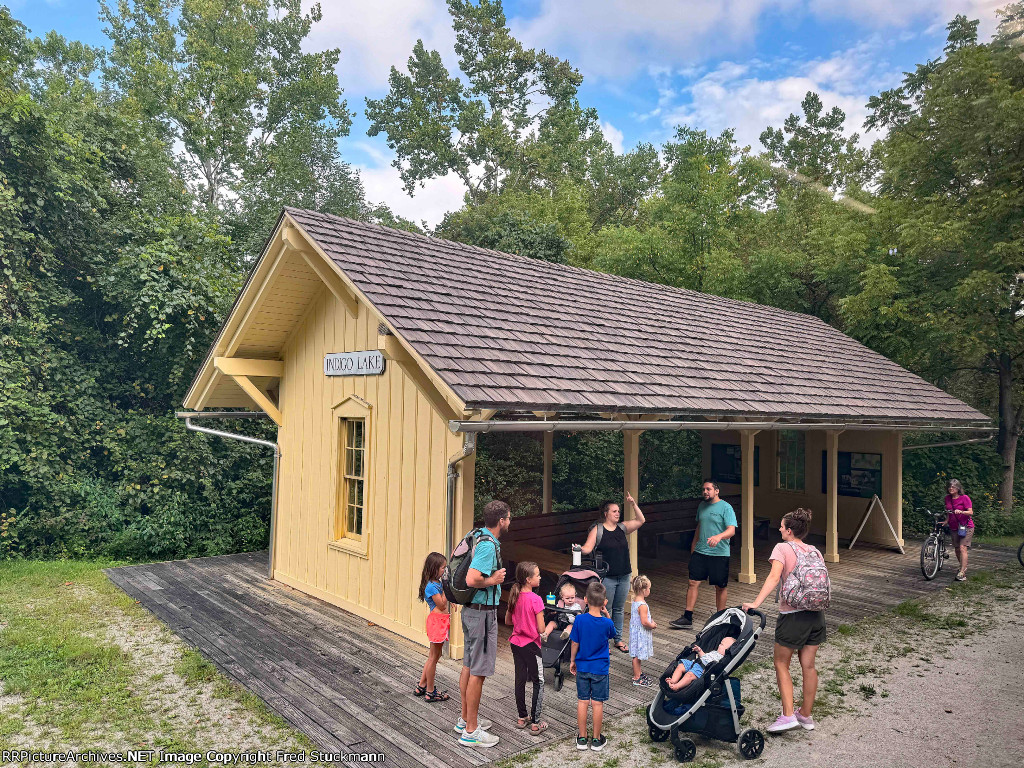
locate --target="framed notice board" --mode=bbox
[821,451,882,498]
[710,443,759,486]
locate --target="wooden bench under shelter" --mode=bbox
[497,494,767,564]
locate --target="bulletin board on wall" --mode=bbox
[821,451,882,498]
[710,443,759,486]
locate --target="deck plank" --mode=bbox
[105,539,1015,764]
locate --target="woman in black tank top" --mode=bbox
[580,493,647,652]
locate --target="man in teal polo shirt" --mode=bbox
[455,500,509,748]
[670,480,737,629]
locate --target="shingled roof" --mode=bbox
[285,207,988,426]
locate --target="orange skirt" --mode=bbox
[426,611,450,644]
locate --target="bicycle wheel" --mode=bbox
[921,536,940,580]
[1017,540,1023,569]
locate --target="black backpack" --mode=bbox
[442,528,502,606]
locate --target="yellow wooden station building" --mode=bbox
[181,208,990,658]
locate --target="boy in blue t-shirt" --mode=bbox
[569,581,617,752]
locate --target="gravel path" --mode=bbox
[499,564,1024,768]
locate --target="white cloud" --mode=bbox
[807,1,1003,37]
[511,1,788,81]
[663,41,898,151]
[600,121,625,154]
[303,0,456,92]
[509,0,1004,82]
[358,162,467,227]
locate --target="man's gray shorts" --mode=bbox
[462,608,498,677]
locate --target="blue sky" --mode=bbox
[9,0,1006,224]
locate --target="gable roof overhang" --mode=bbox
[184,207,992,433]
[182,212,467,422]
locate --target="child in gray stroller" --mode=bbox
[539,560,608,691]
[646,607,767,763]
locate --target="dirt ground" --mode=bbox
[499,564,1024,768]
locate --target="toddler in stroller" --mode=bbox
[540,565,607,691]
[541,582,586,642]
[646,607,767,763]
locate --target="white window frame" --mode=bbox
[329,396,372,557]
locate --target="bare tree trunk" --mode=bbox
[996,353,1021,515]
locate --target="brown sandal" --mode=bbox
[515,717,530,729]
[530,721,548,734]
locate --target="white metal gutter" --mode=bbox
[448,419,995,434]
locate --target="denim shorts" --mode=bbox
[678,659,705,679]
[575,671,609,702]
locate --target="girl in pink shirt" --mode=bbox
[505,562,548,734]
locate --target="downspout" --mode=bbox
[176,412,280,579]
[446,433,478,562]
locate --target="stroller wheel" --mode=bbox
[737,728,765,759]
[674,738,696,762]
[649,724,670,742]
[554,673,563,692]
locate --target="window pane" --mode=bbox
[355,478,363,507]
[353,506,362,536]
[353,448,363,479]
[348,480,357,506]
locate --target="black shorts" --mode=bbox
[775,611,826,650]
[688,551,730,588]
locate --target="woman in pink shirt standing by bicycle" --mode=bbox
[945,479,973,582]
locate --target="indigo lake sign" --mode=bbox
[324,351,386,376]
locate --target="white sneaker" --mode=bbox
[454,717,492,734]
[459,727,499,748]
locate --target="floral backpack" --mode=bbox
[778,541,831,611]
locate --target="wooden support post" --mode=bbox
[542,432,553,515]
[883,430,904,548]
[623,430,640,576]
[738,430,759,583]
[825,430,841,563]
[449,449,476,660]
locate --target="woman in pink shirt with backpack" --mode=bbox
[743,508,830,735]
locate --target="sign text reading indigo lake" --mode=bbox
[324,351,386,376]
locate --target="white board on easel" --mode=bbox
[848,494,905,554]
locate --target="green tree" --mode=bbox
[757,92,877,322]
[366,0,660,230]
[851,11,1024,512]
[594,127,764,292]
[101,0,363,257]
[0,10,270,559]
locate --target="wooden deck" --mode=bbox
[105,539,1014,766]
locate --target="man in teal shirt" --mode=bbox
[456,500,509,748]
[670,480,737,629]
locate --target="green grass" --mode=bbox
[0,559,311,754]
[971,534,1022,548]
[0,560,152,746]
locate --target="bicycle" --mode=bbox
[920,511,951,580]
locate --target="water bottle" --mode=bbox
[546,592,556,606]
[571,543,582,567]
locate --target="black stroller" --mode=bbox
[539,556,607,691]
[646,607,767,762]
